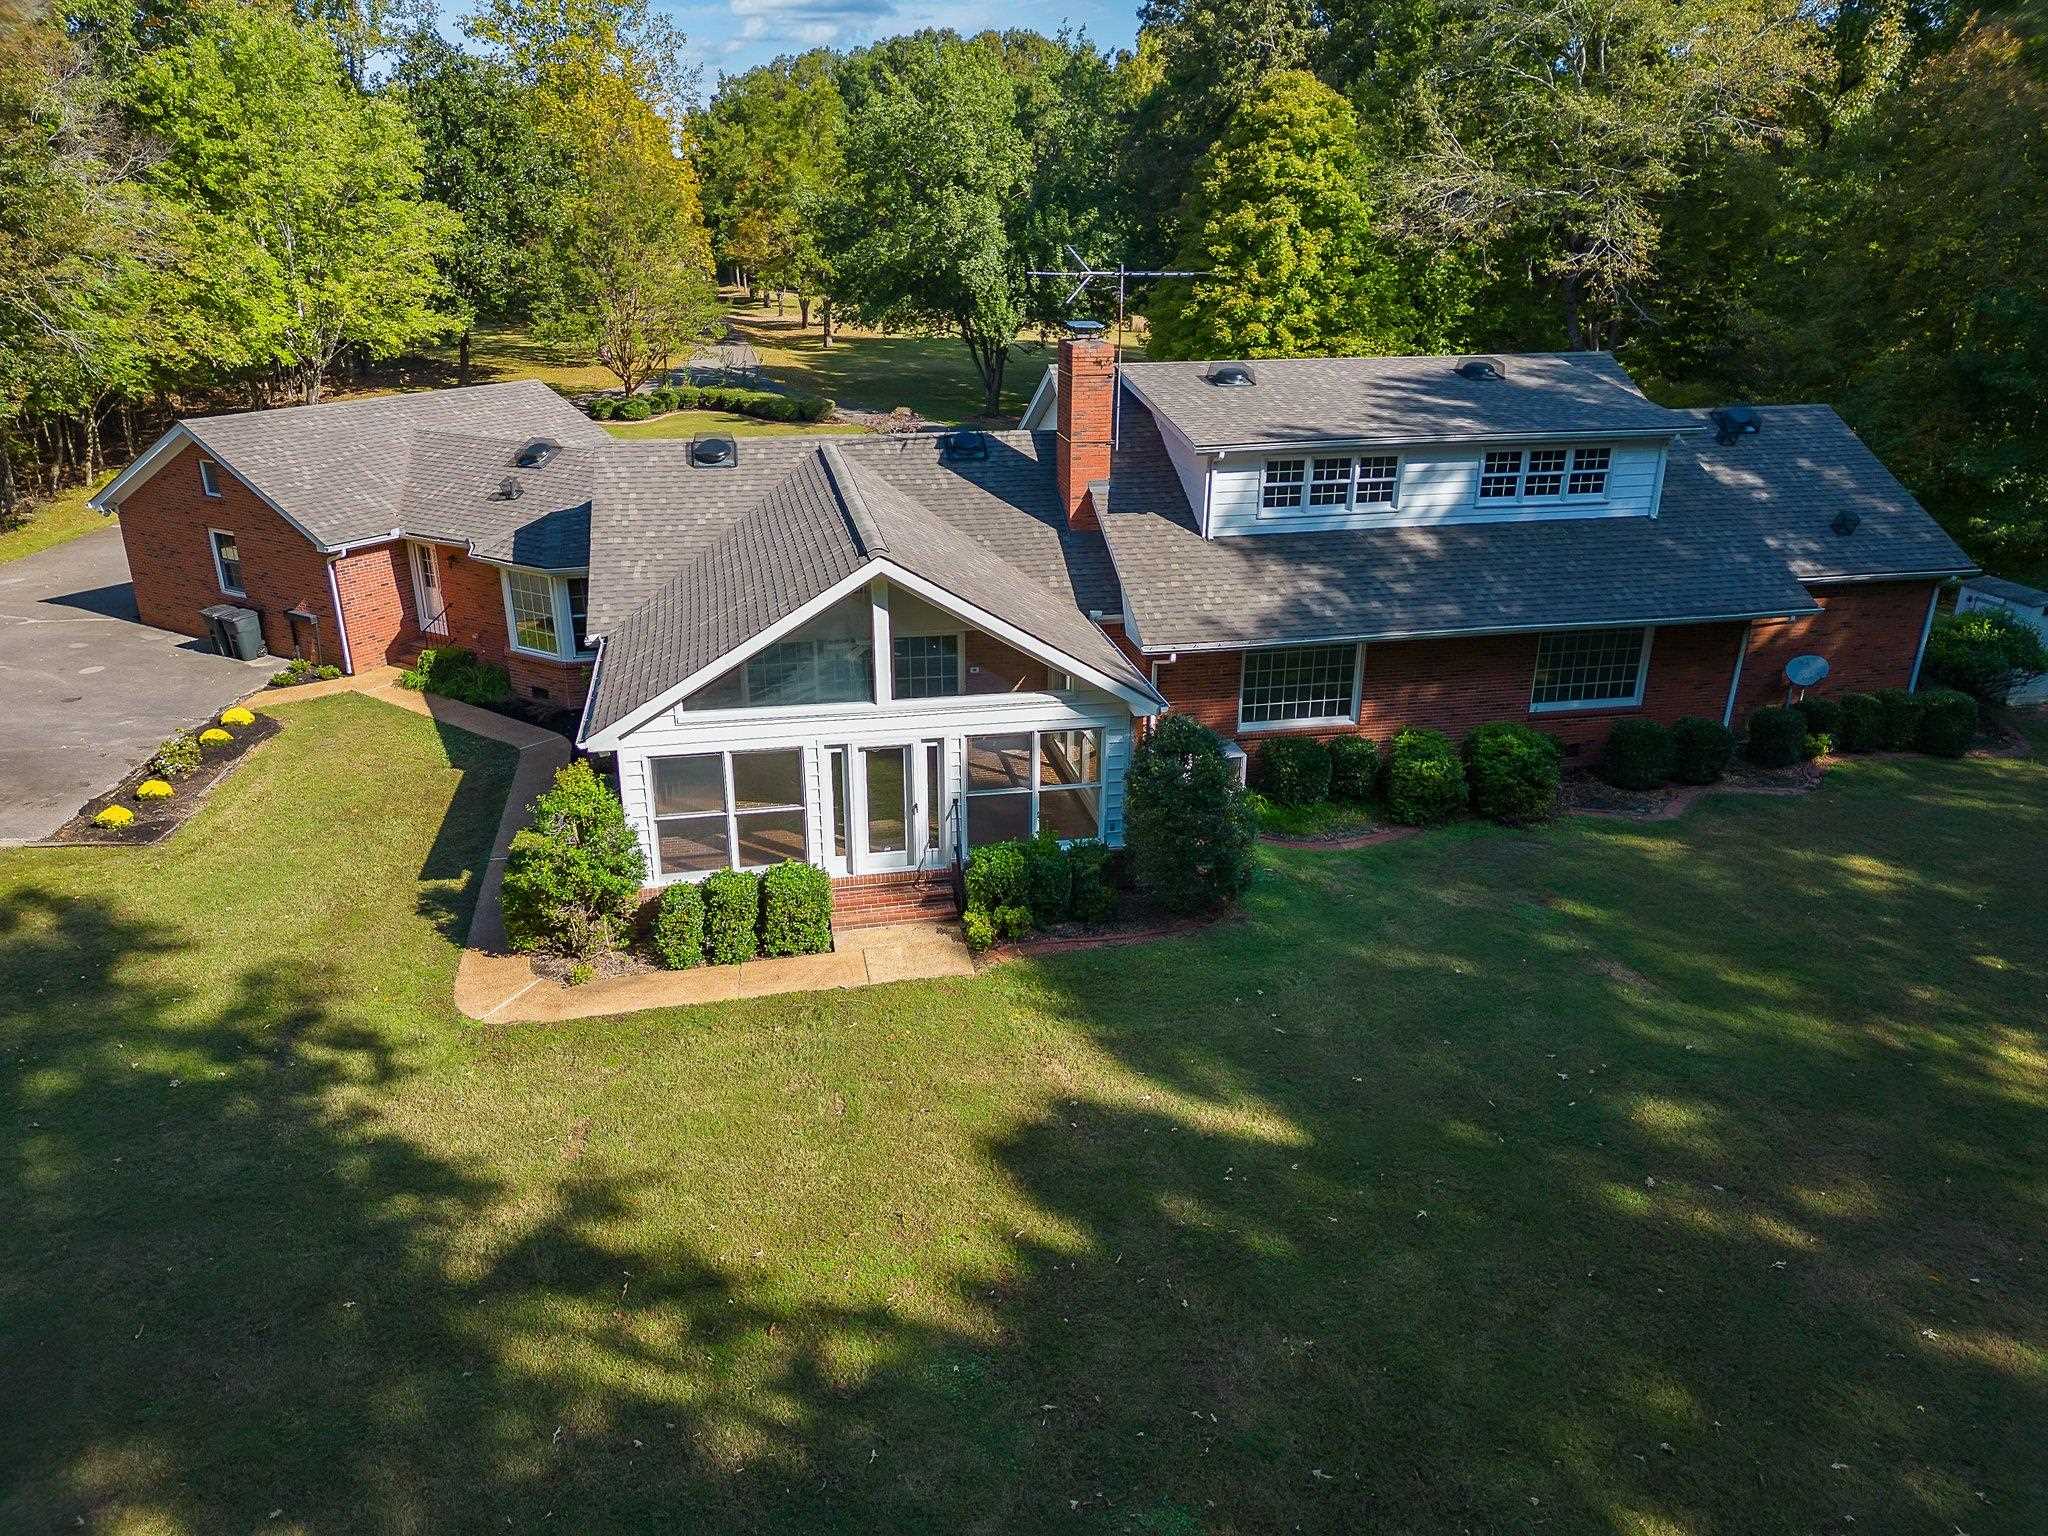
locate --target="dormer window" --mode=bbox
[1479,445,1612,504]
[1262,454,1400,515]
[1261,459,1306,510]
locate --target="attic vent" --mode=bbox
[513,438,559,470]
[1710,406,1762,445]
[495,476,523,501]
[1832,508,1861,537]
[689,432,738,468]
[1455,357,1506,382]
[938,430,989,462]
[1206,362,1256,388]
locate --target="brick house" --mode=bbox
[98,346,1972,906]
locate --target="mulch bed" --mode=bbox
[46,712,282,847]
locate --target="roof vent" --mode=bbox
[1710,406,1762,445]
[495,476,523,501]
[1455,357,1506,382]
[1831,508,1861,537]
[938,430,989,462]
[1206,362,1256,388]
[513,438,559,470]
[689,433,738,468]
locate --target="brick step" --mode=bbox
[833,871,960,929]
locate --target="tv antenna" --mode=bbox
[1028,246,1209,433]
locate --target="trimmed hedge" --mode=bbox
[1020,831,1074,926]
[1743,706,1807,768]
[1601,719,1675,790]
[1384,727,1468,825]
[1836,692,1885,753]
[588,386,834,426]
[1126,714,1257,914]
[1794,695,1842,739]
[965,839,1027,914]
[761,860,833,956]
[1328,736,1378,802]
[965,834,1123,939]
[1914,687,1978,757]
[702,868,761,965]
[1066,840,1121,923]
[651,882,706,969]
[1463,721,1561,823]
[615,396,652,421]
[1670,716,1735,784]
[1255,737,1333,807]
[1874,688,1924,751]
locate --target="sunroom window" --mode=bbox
[683,590,873,711]
[1530,627,1650,711]
[1239,644,1358,728]
[964,729,1103,849]
[650,748,807,875]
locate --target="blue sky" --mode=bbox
[657,0,1143,84]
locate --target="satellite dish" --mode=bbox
[1784,654,1829,688]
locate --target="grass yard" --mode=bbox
[602,409,868,441]
[3,694,2044,1534]
[0,479,114,564]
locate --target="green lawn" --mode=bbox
[4,693,2045,1534]
[1248,792,1379,841]
[729,304,1047,423]
[0,480,114,564]
[602,408,868,441]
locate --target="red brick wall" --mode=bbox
[963,630,1048,694]
[1153,621,1750,755]
[332,541,419,668]
[115,442,341,663]
[1735,581,1936,719]
[434,547,592,706]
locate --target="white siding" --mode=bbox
[1142,399,1214,536]
[1205,439,1669,537]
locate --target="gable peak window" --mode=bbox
[208,529,243,595]
[198,459,223,499]
[1479,445,1614,504]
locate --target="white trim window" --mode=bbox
[650,748,808,877]
[208,529,244,596]
[1261,458,1306,510]
[964,728,1103,849]
[891,633,963,698]
[1530,627,1653,711]
[1238,643,1361,729]
[198,459,223,499]
[1264,454,1400,515]
[1479,445,1614,504]
[500,567,595,662]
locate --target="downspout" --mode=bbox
[1722,622,1751,728]
[325,557,356,676]
[1149,652,1179,690]
[1907,584,1939,691]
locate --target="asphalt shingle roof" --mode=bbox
[1118,351,1690,450]
[400,432,596,569]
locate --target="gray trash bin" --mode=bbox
[199,603,265,660]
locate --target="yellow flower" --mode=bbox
[94,804,136,828]
[136,778,174,800]
[220,706,256,727]
[199,727,233,745]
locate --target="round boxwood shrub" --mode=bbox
[1794,694,1843,743]
[962,909,997,952]
[702,868,761,965]
[1924,608,2048,709]
[1874,687,1924,751]
[760,860,833,956]
[1327,736,1378,803]
[500,760,649,959]
[615,396,652,422]
[1670,716,1736,784]
[586,395,618,420]
[651,882,706,969]
[1384,727,1468,825]
[1125,714,1257,914]
[1255,736,1333,807]
[1600,719,1675,790]
[1835,692,1885,753]
[1463,721,1561,823]
[1065,840,1121,924]
[965,839,1028,915]
[1743,706,1807,768]
[1914,687,1978,757]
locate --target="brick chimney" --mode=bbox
[1056,336,1114,530]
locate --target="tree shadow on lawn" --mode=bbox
[4,741,2044,1533]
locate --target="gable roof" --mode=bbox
[1118,351,1692,451]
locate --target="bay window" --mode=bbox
[965,728,1103,848]
[501,567,595,662]
[1238,644,1359,729]
[1530,627,1651,711]
[650,748,807,876]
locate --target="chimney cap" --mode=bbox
[1065,318,1107,338]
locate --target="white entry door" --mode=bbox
[408,541,448,635]
[857,743,914,872]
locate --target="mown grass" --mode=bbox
[3,692,2044,1534]
[0,479,114,565]
[1247,792,1378,841]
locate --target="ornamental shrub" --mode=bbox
[199,727,232,746]
[1020,831,1073,925]
[962,908,997,952]
[673,384,704,408]
[702,868,761,964]
[587,395,618,420]
[500,760,648,958]
[1914,687,1978,757]
[400,646,511,707]
[220,706,256,727]
[993,903,1035,940]
[651,882,706,969]
[760,860,833,956]
[796,394,834,423]
[1924,608,2048,709]
[268,658,340,687]
[1670,716,1736,784]
[1255,737,1333,807]
[616,396,652,421]
[1743,706,1807,768]
[647,387,680,412]
[1794,695,1843,741]
[1600,719,1675,790]
[1125,714,1257,914]
[94,804,135,828]
[1463,721,1561,823]
[1384,727,1468,824]
[1065,840,1121,924]
[965,839,1029,914]
[1874,687,1924,750]
[151,731,202,779]
[1327,736,1378,802]
[136,778,174,800]
[1836,692,1885,753]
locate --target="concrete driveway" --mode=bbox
[0,526,276,844]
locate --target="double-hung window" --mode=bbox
[1238,644,1359,729]
[501,568,595,662]
[1266,454,1399,514]
[1479,445,1615,504]
[209,530,244,596]
[1530,627,1651,711]
[650,748,807,876]
[964,728,1104,848]
[1261,458,1306,511]
[1309,458,1353,506]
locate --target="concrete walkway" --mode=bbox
[281,670,975,1022]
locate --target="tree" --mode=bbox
[390,30,573,384]
[1125,714,1257,914]
[1397,0,1821,349]
[126,0,457,403]
[1148,69,1471,359]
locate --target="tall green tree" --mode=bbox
[126,0,456,403]
[1148,69,1471,359]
